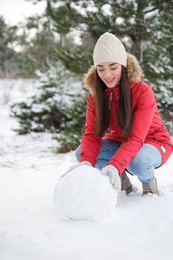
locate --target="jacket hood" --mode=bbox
[84,53,144,95]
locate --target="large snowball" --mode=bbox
[54,165,118,221]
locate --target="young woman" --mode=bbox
[75,32,173,195]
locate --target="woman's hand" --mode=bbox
[102,165,121,190]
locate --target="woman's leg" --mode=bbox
[75,139,121,170]
[95,139,121,170]
[126,144,162,183]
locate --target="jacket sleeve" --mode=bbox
[80,93,102,166]
[108,83,156,174]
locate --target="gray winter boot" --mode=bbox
[120,171,133,195]
[142,178,160,196]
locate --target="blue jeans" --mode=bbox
[75,139,162,183]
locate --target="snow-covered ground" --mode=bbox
[0,79,173,260]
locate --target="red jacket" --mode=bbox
[80,54,173,174]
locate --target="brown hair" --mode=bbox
[95,66,132,139]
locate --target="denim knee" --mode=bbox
[126,144,162,183]
[127,156,155,182]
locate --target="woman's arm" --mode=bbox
[80,94,102,166]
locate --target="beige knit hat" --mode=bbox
[93,32,127,67]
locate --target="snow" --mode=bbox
[0,79,173,260]
[54,165,118,221]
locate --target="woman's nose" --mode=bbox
[104,69,112,78]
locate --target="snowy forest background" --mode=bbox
[1,0,173,152]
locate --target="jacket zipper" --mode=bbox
[108,91,113,110]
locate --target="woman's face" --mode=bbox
[97,62,122,88]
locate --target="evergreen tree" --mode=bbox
[56,95,86,153]
[13,14,57,78]
[0,16,18,77]
[11,61,73,133]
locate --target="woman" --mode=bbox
[75,32,173,195]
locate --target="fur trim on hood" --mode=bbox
[84,53,144,95]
